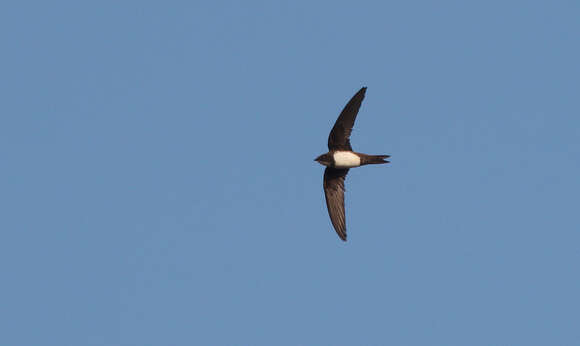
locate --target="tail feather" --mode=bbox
[360,154,390,165]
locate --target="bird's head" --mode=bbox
[314,153,332,167]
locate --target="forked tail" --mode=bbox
[360,154,390,165]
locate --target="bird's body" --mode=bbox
[315,87,390,241]
[316,150,390,169]
[332,151,361,168]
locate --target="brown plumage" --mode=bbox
[315,87,390,241]
[323,167,349,240]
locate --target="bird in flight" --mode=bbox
[315,87,390,241]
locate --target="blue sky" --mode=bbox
[1,1,579,345]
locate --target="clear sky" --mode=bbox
[2,1,579,345]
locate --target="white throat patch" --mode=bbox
[333,151,361,168]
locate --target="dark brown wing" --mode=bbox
[323,167,349,241]
[328,87,367,151]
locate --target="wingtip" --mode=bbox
[355,86,367,99]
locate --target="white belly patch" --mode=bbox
[333,151,361,168]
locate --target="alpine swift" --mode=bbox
[315,87,390,241]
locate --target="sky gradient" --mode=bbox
[2,1,579,345]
